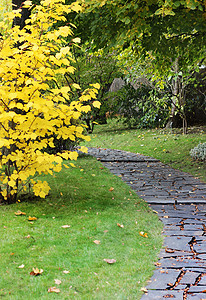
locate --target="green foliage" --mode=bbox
[190,142,206,161]
[64,48,123,132]
[109,84,171,128]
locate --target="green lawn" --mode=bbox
[0,156,163,299]
[81,119,206,182]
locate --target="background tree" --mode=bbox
[74,0,206,132]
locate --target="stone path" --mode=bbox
[86,147,206,300]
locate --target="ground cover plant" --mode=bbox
[0,156,163,299]
[81,119,206,182]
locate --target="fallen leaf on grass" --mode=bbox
[63,270,70,274]
[103,259,116,264]
[61,225,70,228]
[48,287,60,293]
[18,264,25,269]
[93,240,100,245]
[54,279,61,285]
[30,268,43,276]
[109,187,114,192]
[15,210,26,216]
[140,287,148,294]
[139,231,148,238]
[28,216,37,221]
[117,223,124,228]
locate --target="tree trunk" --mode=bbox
[169,58,188,134]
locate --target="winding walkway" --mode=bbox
[87,147,206,300]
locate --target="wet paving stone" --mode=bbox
[86,147,206,299]
[141,290,184,299]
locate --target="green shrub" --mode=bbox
[190,142,206,161]
[108,83,171,128]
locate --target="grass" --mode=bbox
[81,119,206,182]
[0,156,163,299]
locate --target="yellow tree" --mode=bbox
[0,0,100,203]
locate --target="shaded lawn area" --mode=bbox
[81,119,206,182]
[0,156,163,299]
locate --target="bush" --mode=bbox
[190,142,206,161]
[0,0,100,203]
[108,83,171,128]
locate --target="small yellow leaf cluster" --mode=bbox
[0,0,100,202]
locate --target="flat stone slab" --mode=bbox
[85,147,206,299]
[141,290,184,299]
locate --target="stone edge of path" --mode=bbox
[84,147,206,300]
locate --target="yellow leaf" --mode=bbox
[15,210,26,216]
[28,216,37,221]
[63,164,70,169]
[93,101,101,109]
[61,225,70,228]
[103,259,116,264]
[54,279,61,285]
[140,287,148,294]
[48,287,60,293]
[72,83,81,89]
[18,264,25,269]
[30,268,43,276]
[139,231,148,238]
[117,223,124,228]
[93,240,101,245]
[78,146,88,153]
[72,37,81,43]
[90,83,100,89]
[68,152,78,161]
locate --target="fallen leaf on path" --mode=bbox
[61,225,70,228]
[54,279,61,285]
[139,231,148,238]
[154,262,161,266]
[18,264,25,269]
[165,248,175,253]
[93,240,100,245]
[63,270,70,274]
[103,259,116,264]
[163,294,175,298]
[163,216,169,219]
[117,223,124,228]
[48,287,60,293]
[15,210,26,216]
[30,268,43,276]
[28,216,37,221]
[109,187,114,192]
[140,287,148,293]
